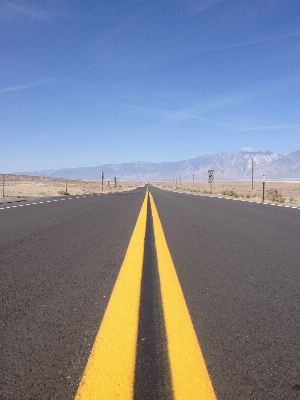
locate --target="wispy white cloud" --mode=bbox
[1,1,53,21]
[186,75,300,116]
[205,31,300,51]
[186,0,225,13]
[241,124,300,132]
[126,74,300,125]
[0,1,72,23]
[0,79,55,93]
[182,73,300,117]
[126,104,198,122]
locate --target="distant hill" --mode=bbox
[15,148,300,181]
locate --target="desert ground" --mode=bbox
[0,175,140,203]
[1,174,300,208]
[157,179,300,208]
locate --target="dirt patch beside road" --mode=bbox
[156,180,300,208]
[0,175,143,203]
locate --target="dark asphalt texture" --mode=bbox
[150,187,300,400]
[1,187,300,399]
[0,190,145,399]
[134,197,173,400]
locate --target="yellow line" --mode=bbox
[149,192,217,400]
[75,191,148,400]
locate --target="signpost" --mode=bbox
[208,170,214,194]
[262,175,265,202]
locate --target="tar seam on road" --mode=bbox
[134,197,174,400]
[74,189,217,399]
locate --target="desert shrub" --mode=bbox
[266,188,285,203]
[221,189,239,198]
[202,189,210,194]
[245,192,256,198]
[58,190,69,195]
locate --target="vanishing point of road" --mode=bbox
[1,186,300,399]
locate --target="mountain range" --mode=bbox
[16,148,300,181]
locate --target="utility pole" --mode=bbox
[114,177,117,188]
[252,159,254,190]
[101,171,104,191]
[222,169,224,188]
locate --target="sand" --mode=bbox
[157,179,300,208]
[0,175,140,203]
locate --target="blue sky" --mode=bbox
[1,0,300,172]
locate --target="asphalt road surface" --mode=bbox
[1,187,299,399]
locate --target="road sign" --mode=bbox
[208,170,214,183]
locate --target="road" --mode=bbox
[1,187,300,399]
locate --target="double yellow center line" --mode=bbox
[75,190,216,399]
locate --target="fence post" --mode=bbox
[2,175,5,197]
